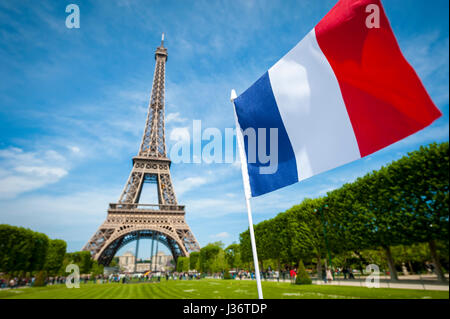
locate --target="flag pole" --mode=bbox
[230,89,264,299]
[244,196,264,299]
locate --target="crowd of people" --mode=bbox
[102,271,203,284]
[226,266,358,284]
[0,276,68,289]
[1,267,362,289]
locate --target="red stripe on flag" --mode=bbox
[315,0,442,157]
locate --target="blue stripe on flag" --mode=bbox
[234,72,299,197]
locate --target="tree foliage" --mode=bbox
[295,260,312,285]
[189,251,200,270]
[199,242,223,273]
[0,224,51,273]
[238,142,449,280]
[225,243,241,270]
[176,257,190,272]
[44,239,67,276]
[64,251,93,274]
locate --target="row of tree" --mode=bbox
[0,224,66,275]
[239,142,449,282]
[176,241,243,274]
[0,224,103,278]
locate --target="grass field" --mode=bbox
[0,279,448,299]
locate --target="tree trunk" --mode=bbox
[316,255,322,279]
[383,246,398,282]
[408,261,414,275]
[428,240,447,282]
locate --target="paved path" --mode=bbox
[312,278,449,291]
[236,274,449,291]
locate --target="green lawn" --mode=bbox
[0,279,447,299]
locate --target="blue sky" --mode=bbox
[0,0,448,258]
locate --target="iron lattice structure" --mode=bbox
[83,37,200,265]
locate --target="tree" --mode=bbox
[34,270,47,287]
[386,143,449,281]
[109,257,119,267]
[239,230,252,267]
[295,260,312,285]
[284,198,330,275]
[225,243,241,269]
[189,251,200,271]
[176,257,189,272]
[360,168,404,281]
[0,225,31,272]
[253,220,271,270]
[391,243,430,273]
[64,251,93,274]
[212,249,227,273]
[44,239,67,276]
[225,244,241,270]
[0,225,50,273]
[237,142,449,282]
[199,242,222,273]
[257,216,292,270]
[326,168,411,282]
[29,231,50,272]
[90,262,104,276]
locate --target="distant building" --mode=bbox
[117,251,174,273]
[118,251,136,273]
[151,251,174,272]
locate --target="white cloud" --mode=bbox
[185,197,246,218]
[210,232,230,239]
[0,147,69,199]
[175,176,209,196]
[166,112,187,124]
[0,175,63,200]
[117,89,149,104]
[393,122,449,148]
[69,146,81,153]
[318,186,339,196]
[0,187,120,248]
[225,193,237,198]
[14,166,67,178]
[231,159,241,169]
[401,31,449,106]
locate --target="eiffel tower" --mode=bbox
[83,35,200,266]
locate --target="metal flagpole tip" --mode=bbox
[230,89,237,102]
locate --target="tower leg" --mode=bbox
[150,232,155,272]
[134,233,140,273]
[155,238,159,272]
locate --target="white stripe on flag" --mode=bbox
[268,29,361,181]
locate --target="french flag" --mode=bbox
[233,0,442,198]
